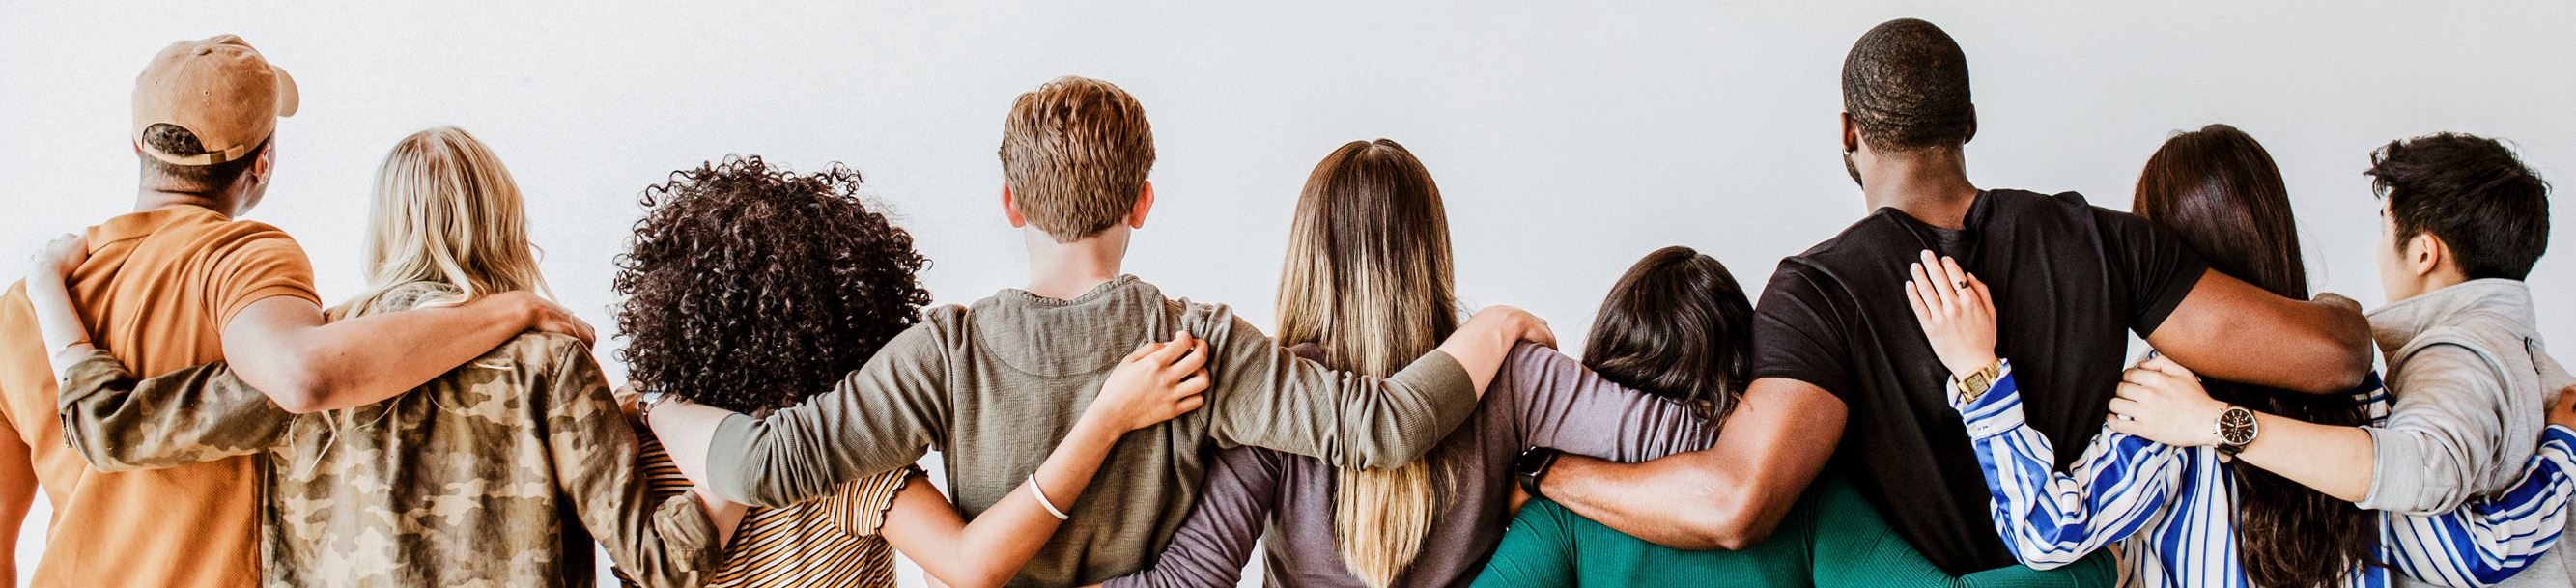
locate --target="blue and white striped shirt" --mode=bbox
[1954,360,2576,588]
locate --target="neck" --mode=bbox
[134,188,230,216]
[1022,226,1128,300]
[1860,149,1980,230]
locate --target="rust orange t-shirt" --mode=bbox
[0,205,318,588]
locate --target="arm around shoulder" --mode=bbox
[2146,270,2371,394]
[1537,378,1844,550]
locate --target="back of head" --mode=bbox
[999,76,1156,242]
[132,34,298,199]
[2134,125,2377,588]
[2370,132,2551,281]
[1842,18,1974,153]
[2135,125,2308,299]
[1275,139,1457,588]
[1581,246,1755,420]
[333,126,548,319]
[614,156,931,414]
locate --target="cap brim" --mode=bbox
[271,66,298,118]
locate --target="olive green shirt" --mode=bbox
[703,275,1478,587]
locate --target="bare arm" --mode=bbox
[2145,269,2371,394]
[1536,377,1845,550]
[2107,355,2376,501]
[882,336,1211,588]
[221,292,592,413]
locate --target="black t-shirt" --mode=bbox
[1751,189,2209,574]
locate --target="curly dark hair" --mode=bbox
[614,155,932,413]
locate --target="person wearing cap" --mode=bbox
[0,35,594,588]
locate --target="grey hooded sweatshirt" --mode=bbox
[2362,278,2576,588]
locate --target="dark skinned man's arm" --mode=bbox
[1536,378,1845,550]
[2144,269,2372,394]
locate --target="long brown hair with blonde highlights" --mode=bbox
[1275,139,1458,588]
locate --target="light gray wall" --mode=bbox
[5,2,2571,586]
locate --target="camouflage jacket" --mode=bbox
[56,282,722,588]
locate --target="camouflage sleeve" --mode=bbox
[55,349,292,472]
[543,343,722,588]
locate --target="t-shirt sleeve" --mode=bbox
[203,224,320,328]
[828,466,924,537]
[2091,208,2209,336]
[1749,262,1854,398]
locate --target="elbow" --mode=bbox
[932,570,1012,588]
[260,376,338,414]
[1667,497,1781,551]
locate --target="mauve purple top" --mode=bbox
[1102,342,1721,588]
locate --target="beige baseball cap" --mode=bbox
[131,35,298,166]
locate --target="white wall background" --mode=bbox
[4,2,2572,586]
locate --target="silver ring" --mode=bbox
[1954,281,1968,290]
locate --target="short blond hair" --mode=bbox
[999,76,1155,242]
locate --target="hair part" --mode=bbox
[1274,139,1457,588]
[1842,18,1974,153]
[2369,132,2551,281]
[999,75,1156,242]
[1581,246,1756,420]
[614,155,931,414]
[332,126,548,319]
[138,123,267,196]
[2134,124,2381,587]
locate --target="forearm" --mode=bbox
[56,352,287,471]
[227,295,537,413]
[1434,310,1533,397]
[1959,370,2180,567]
[2150,273,2370,394]
[1540,379,1839,550]
[2233,413,2375,503]
[903,419,1124,588]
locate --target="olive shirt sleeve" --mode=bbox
[706,315,955,507]
[53,349,291,472]
[543,344,723,588]
[1097,446,1285,588]
[1195,311,1478,470]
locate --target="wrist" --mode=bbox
[1943,351,1999,379]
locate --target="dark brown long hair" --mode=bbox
[2134,125,2380,587]
[1581,246,1756,421]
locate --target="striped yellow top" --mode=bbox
[620,431,919,588]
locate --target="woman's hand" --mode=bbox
[1084,331,1211,433]
[2106,355,2227,447]
[1468,305,1557,350]
[29,234,87,281]
[1903,250,1998,378]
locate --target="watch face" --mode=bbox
[2219,406,2259,446]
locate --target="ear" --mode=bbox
[1001,183,1028,228]
[1840,112,1860,154]
[1960,105,1978,144]
[248,145,274,182]
[1125,182,1155,229]
[2408,232,2445,277]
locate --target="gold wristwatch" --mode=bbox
[1950,358,2004,404]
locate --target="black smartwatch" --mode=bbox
[1514,447,1563,498]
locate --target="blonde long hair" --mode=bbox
[1275,139,1458,588]
[330,126,551,319]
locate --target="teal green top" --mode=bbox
[1472,479,2115,588]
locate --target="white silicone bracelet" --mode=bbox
[1029,473,1070,520]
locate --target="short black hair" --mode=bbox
[1581,246,1756,420]
[2369,132,2550,281]
[139,124,266,195]
[614,155,933,413]
[1842,18,1974,152]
